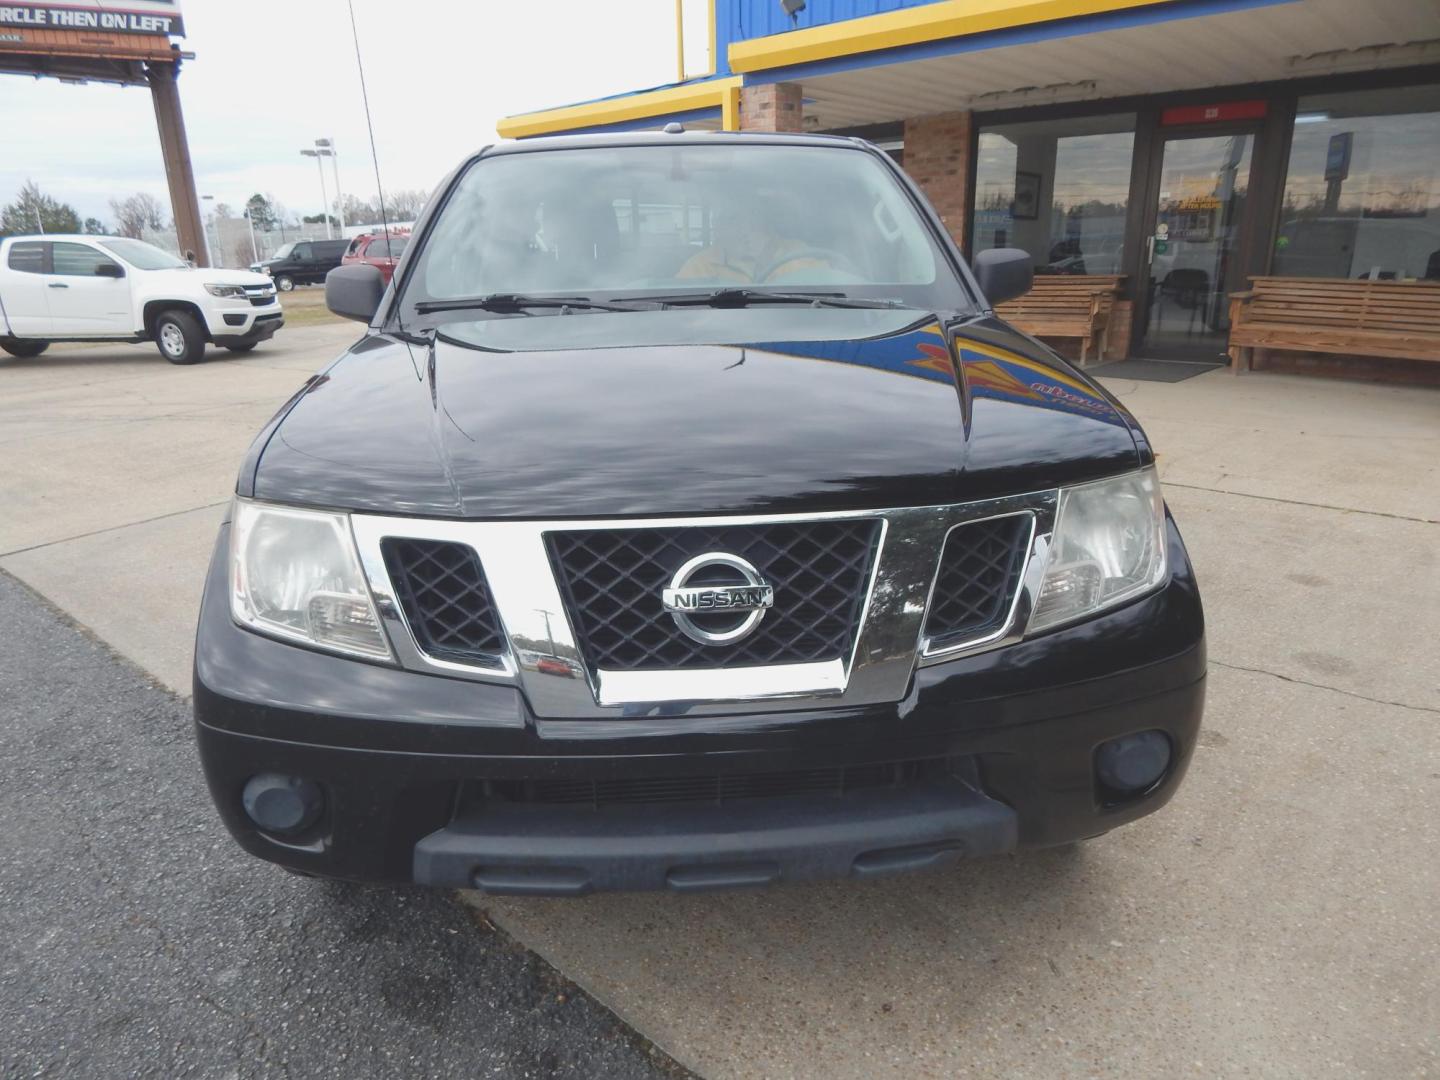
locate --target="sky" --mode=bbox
[0,0,683,224]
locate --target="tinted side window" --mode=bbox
[7,241,46,273]
[293,244,312,261]
[52,242,120,276]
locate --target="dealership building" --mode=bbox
[503,0,1440,379]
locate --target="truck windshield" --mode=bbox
[98,238,187,270]
[402,143,971,317]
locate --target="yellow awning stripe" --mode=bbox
[727,0,1178,73]
[498,76,744,140]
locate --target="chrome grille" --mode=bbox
[923,514,1032,647]
[382,538,507,667]
[546,520,881,671]
[348,488,1058,719]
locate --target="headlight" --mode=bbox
[230,500,392,660]
[1028,467,1167,633]
[204,283,247,299]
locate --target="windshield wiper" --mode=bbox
[633,288,908,310]
[413,293,647,315]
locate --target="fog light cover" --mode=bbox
[242,772,324,835]
[1095,730,1172,795]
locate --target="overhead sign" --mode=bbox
[1161,100,1266,126]
[0,2,184,37]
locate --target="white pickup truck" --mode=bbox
[0,235,283,364]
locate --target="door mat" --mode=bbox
[1091,358,1225,383]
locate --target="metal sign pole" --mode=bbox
[314,154,331,239]
[244,210,259,264]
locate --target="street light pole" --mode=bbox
[300,148,332,239]
[201,193,217,267]
[316,138,345,234]
[243,209,259,265]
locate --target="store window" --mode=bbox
[972,113,1136,275]
[1274,84,1440,280]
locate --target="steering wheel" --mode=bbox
[758,247,863,283]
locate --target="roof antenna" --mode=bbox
[346,0,412,341]
[347,0,388,237]
[346,0,392,257]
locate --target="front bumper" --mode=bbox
[194,519,1205,892]
[416,775,1018,894]
[205,302,284,345]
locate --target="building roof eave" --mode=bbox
[498,75,742,139]
[728,0,1190,75]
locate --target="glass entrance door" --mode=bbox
[1140,132,1255,360]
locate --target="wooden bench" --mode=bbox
[1228,276,1440,375]
[995,274,1123,366]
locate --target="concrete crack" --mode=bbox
[1210,658,1439,715]
[1164,482,1439,524]
[0,500,230,558]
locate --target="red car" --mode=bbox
[341,230,410,284]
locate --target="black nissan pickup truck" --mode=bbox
[194,131,1205,894]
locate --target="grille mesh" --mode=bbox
[923,514,1032,646]
[477,758,951,808]
[547,520,881,671]
[382,538,506,666]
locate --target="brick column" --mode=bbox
[740,82,803,132]
[1106,300,1134,361]
[902,111,974,251]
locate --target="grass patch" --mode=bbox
[277,287,348,327]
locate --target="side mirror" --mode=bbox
[94,262,125,278]
[971,247,1033,307]
[326,263,386,323]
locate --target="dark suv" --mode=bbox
[195,132,1205,894]
[251,237,349,292]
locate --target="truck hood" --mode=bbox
[144,267,273,289]
[250,310,1142,518]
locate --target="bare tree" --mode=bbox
[268,197,296,229]
[108,192,168,238]
[109,195,145,238]
[340,193,382,226]
[385,189,429,221]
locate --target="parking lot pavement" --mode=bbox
[471,371,1440,1079]
[2,328,1437,1078]
[0,572,687,1080]
[0,325,359,690]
